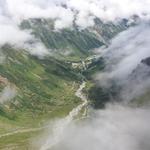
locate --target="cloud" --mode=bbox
[67,0,150,22]
[1,0,150,29]
[36,104,150,150]
[95,23,150,101]
[0,12,50,57]
[4,0,74,29]
[0,85,16,104]
[0,0,150,56]
[0,22,50,57]
[0,23,31,46]
[24,41,50,57]
[57,104,150,150]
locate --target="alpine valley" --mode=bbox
[0,1,150,150]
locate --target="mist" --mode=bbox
[1,0,150,56]
[53,104,150,150]
[95,23,150,101]
[0,1,50,57]
[2,0,150,28]
[0,85,16,104]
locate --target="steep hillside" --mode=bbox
[0,45,82,132]
[20,18,127,60]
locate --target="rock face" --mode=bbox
[141,57,150,66]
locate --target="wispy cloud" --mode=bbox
[54,104,150,150]
[2,0,150,28]
[95,23,150,101]
[0,0,150,56]
[0,85,16,104]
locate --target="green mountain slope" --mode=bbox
[0,45,82,131]
[20,18,127,60]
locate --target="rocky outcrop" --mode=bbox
[141,57,150,66]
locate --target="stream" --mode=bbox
[40,81,88,150]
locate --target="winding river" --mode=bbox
[40,82,88,150]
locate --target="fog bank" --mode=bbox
[54,104,150,150]
[95,23,150,102]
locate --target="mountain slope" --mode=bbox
[0,45,82,132]
[20,18,127,60]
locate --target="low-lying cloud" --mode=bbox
[0,18,50,57]
[0,1,50,57]
[54,104,150,150]
[0,23,31,46]
[0,0,150,56]
[0,85,16,104]
[2,0,150,28]
[36,104,150,150]
[95,23,150,101]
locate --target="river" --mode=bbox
[40,82,88,150]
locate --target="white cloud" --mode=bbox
[0,7,50,56]
[36,104,150,150]
[0,85,16,103]
[54,8,74,29]
[58,104,150,150]
[1,0,150,55]
[95,23,150,101]
[24,42,50,57]
[2,0,150,29]
[0,19,50,57]
[0,23,31,46]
